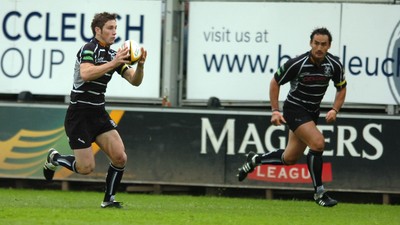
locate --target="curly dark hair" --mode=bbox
[91,12,117,36]
[310,27,332,44]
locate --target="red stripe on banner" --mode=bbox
[247,163,332,183]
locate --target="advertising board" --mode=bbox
[0,0,162,99]
[187,2,400,105]
[1,104,399,193]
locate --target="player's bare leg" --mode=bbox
[43,148,89,181]
[293,122,337,207]
[96,130,127,208]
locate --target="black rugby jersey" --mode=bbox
[69,38,131,108]
[274,51,347,112]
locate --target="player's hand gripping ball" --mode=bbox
[122,40,142,65]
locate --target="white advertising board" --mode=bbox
[0,0,162,99]
[341,3,400,105]
[187,2,400,105]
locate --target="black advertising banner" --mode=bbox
[0,104,399,193]
[117,108,400,192]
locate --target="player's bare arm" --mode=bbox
[269,78,286,125]
[80,47,131,81]
[326,87,347,123]
[123,47,147,86]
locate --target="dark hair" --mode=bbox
[310,27,332,44]
[91,12,117,36]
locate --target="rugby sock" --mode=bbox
[259,149,285,165]
[103,163,124,202]
[53,154,77,173]
[307,150,323,192]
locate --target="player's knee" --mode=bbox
[76,163,95,175]
[310,137,325,151]
[282,154,298,165]
[112,152,127,168]
[284,158,297,165]
[315,141,325,151]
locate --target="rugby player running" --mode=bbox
[238,27,346,207]
[43,12,147,208]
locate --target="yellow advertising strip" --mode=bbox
[0,127,65,176]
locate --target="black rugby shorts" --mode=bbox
[283,104,319,132]
[64,107,117,149]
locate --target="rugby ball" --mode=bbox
[122,40,142,64]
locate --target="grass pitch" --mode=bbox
[0,188,399,225]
